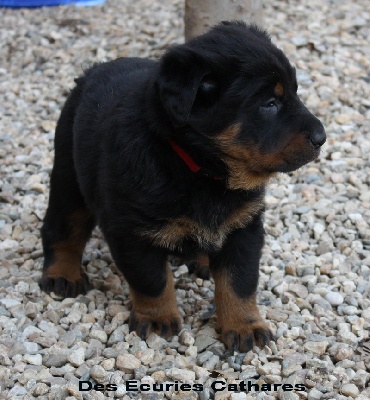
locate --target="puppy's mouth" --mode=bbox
[273,157,317,173]
[222,142,321,174]
[272,147,321,173]
[262,130,324,173]
[218,129,324,190]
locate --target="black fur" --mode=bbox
[41,22,325,351]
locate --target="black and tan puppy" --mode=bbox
[41,22,325,352]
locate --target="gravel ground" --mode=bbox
[1,0,370,399]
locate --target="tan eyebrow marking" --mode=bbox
[274,82,284,97]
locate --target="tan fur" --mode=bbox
[213,268,271,348]
[44,241,84,281]
[280,133,310,158]
[43,210,92,281]
[274,82,284,97]
[130,264,181,323]
[140,194,264,251]
[217,123,276,190]
[196,253,209,268]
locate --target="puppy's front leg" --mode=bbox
[128,263,182,339]
[105,233,182,339]
[210,215,273,352]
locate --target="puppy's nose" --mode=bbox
[309,129,326,147]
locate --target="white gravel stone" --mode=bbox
[32,382,49,396]
[136,348,155,365]
[0,298,21,308]
[166,367,196,382]
[116,354,141,372]
[66,382,83,399]
[8,386,27,396]
[90,365,109,384]
[180,330,195,346]
[146,333,167,349]
[257,362,282,375]
[341,383,359,397]
[67,348,85,367]
[308,388,323,400]
[23,353,42,365]
[22,325,43,338]
[313,222,325,240]
[185,345,197,358]
[89,329,108,343]
[0,239,19,250]
[303,341,329,355]
[66,309,82,324]
[174,264,189,277]
[100,357,115,370]
[231,394,248,400]
[193,366,210,380]
[325,291,344,306]
[115,384,127,397]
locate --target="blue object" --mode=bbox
[0,0,105,7]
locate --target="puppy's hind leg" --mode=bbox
[186,253,210,280]
[41,89,95,298]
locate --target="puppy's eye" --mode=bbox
[262,98,277,108]
[194,75,219,107]
[259,98,280,117]
[200,80,217,93]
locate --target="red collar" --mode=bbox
[168,139,201,173]
[168,139,221,180]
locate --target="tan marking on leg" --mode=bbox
[129,264,182,337]
[43,210,92,282]
[191,253,210,279]
[130,264,180,323]
[213,269,263,328]
[196,253,209,268]
[44,241,84,282]
[213,268,272,350]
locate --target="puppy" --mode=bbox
[41,22,325,352]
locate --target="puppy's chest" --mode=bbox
[141,197,264,252]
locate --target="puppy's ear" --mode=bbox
[157,49,208,127]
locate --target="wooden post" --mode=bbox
[185,0,263,41]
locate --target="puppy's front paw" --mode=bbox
[128,265,182,340]
[221,321,274,352]
[213,270,274,352]
[129,310,182,339]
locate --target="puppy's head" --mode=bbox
[157,22,326,189]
